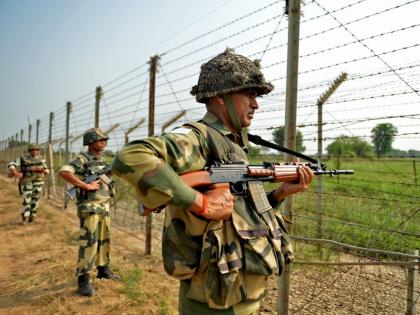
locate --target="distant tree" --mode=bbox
[248,144,270,157]
[272,126,306,153]
[326,135,374,158]
[371,123,398,158]
[389,149,408,158]
[408,150,420,158]
[248,145,261,157]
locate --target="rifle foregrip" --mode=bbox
[180,171,212,188]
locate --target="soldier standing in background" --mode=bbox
[112,49,314,314]
[7,144,49,224]
[58,128,120,297]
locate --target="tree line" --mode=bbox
[250,123,420,158]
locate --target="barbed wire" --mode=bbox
[313,0,420,97]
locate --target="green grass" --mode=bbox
[286,157,420,256]
[119,268,146,303]
[158,299,171,315]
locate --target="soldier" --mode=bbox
[58,128,120,297]
[112,49,314,314]
[7,144,49,224]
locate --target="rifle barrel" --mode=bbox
[314,169,354,175]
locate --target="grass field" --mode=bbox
[266,156,420,256]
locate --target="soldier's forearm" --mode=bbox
[59,171,90,190]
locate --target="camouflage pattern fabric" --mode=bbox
[21,180,44,219]
[8,155,48,219]
[59,151,113,276]
[112,112,293,310]
[179,280,260,315]
[190,48,273,103]
[83,128,109,145]
[76,203,111,275]
[59,151,112,213]
[10,155,48,182]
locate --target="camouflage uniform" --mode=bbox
[59,129,114,276]
[112,49,294,314]
[8,144,48,222]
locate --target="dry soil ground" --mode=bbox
[0,176,178,315]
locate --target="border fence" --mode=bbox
[1,1,420,314]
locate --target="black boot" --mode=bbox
[22,214,29,225]
[77,274,95,296]
[97,266,121,281]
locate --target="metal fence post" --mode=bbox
[145,55,159,255]
[406,249,418,315]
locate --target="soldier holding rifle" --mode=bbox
[7,143,49,224]
[58,128,120,297]
[112,49,314,314]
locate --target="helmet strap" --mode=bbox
[222,95,249,148]
[223,95,242,133]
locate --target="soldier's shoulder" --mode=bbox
[67,153,88,167]
[178,121,208,138]
[168,126,192,135]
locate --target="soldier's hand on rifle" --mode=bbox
[7,170,15,178]
[272,164,314,201]
[188,188,234,221]
[30,166,41,172]
[10,170,23,178]
[84,180,101,191]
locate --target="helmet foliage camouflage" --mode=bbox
[83,128,109,145]
[27,144,40,151]
[190,48,274,103]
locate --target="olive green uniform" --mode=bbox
[112,112,294,314]
[59,151,113,276]
[8,155,48,221]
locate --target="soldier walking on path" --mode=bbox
[112,49,314,314]
[7,144,49,224]
[58,128,120,297]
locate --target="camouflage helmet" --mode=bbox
[27,143,40,151]
[190,48,274,103]
[83,128,109,146]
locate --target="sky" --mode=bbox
[1,0,419,155]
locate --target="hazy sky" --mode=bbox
[1,0,419,154]
[0,0,232,127]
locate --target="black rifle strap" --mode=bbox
[247,133,318,164]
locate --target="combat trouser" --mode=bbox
[179,281,260,315]
[21,180,44,220]
[76,203,111,276]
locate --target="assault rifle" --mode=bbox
[65,165,112,200]
[178,162,353,194]
[138,162,354,215]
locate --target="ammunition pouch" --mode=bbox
[163,189,291,309]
